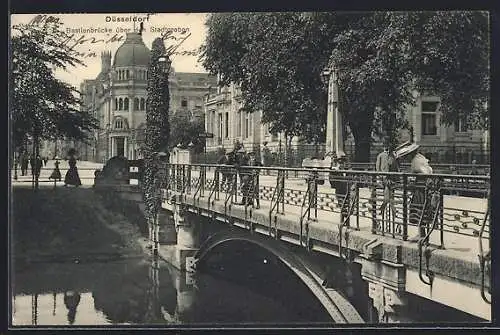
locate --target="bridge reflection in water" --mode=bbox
[12,237,484,326]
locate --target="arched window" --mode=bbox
[126,70,130,79]
[115,119,123,129]
[119,98,123,110]
[124,97,129,110]
[140,98,145,110]
[114,98,118,110]
[134,98,139,110]
[118,70,122,80]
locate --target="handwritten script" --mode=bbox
[21,14,200,59]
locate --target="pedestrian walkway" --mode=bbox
[11,160,103,187]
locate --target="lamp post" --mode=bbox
[158,55,172,77]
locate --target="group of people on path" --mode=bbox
[217,141,262,208]
[16,148,82,187]
[18,153,50,178]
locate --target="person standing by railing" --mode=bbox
[396,142,434,241]
[248,151,262,209]
[217,149,230,192]
[235,147,251,206]
[376,140,399,219]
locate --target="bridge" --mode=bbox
[24,159,490,324]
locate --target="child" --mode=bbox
[49,157,62,182]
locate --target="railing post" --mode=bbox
[402,174,408,241]
[439,178,444,249]
[187,165,192,194]
[201,166,206,197]
[280,170,285,214]
[370,174,377,234]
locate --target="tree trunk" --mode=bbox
[351,124,372,163]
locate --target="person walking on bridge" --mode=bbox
[376,139,399,220]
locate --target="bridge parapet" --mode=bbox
[160,163,490,319]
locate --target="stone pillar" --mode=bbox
[368,282,410,323]
[174,270,197,322]
[173,203,200,272]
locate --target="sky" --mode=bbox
[11,13,209,88]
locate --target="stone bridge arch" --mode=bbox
[193,229,365,324]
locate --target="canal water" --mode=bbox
[12,240,484,326]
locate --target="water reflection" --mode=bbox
[12,243,484,325]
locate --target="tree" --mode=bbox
[201,13,342,164]
[201,12,489,162]
[11,19,98,151]
[142,38,170,248]
[169,112,205,153]
[11,18,99,188]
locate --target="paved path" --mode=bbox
[11,160,103,187]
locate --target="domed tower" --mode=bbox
[109,32,151,159]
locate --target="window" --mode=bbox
[212,111,216,137]
[118,98,123,111]
[218,114,223,140]
[115,119,123,129]
[421,101,438,135]
[181,99,188,108]
[124,97,129,111]
[134,98,139,110]
[126,70,130,79]
[140,98,145,111]
[236,111,242,137]
[225,112,229,138]
[244,112,250,138]
[114,98,118,110]
[455,116,468,133]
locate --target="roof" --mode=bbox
[113,32,150,67]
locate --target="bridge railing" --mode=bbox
[163,163,489,248]
[161,162,491,302]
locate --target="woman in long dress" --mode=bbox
[64,149,82,187]
[49,157,62,181]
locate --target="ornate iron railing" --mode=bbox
[161,163,490,293]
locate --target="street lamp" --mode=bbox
[157,55,172,75]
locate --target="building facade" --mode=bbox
[204,83,302,162]
[204,80,489,165]
[78,32,216,163]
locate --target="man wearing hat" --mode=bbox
[376,138,400,220]
[395,141,434,241]
[234,146,252,206]
[248,151,262,208]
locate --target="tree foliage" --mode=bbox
[142,38,171,219]
[200,11,489,162]
[169,112,205,153]
[201,13,342,144]
[11,19,98,149]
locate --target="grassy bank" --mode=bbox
[11,186,146,266]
